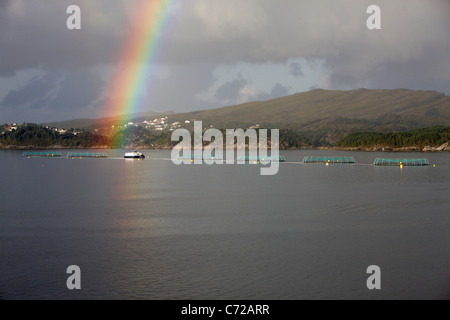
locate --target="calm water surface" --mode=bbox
[0,150,449,299]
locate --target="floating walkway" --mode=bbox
[236,155,287,163]
[303,156,355,164]
[22,152,62,158]
[67,152,109,159]
[374,158,429,166]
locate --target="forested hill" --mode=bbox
[1,123,449,150]
[0,124,109,148]
[337,126,450,150]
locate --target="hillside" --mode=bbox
[44,88,450,144]
[44,110,174,130]
[173,88,448,128]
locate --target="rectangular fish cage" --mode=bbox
[23,152,62,158]
[236,155,287,162]
[177,154,223,160]
[303,156,355,164]
[67,152,108,159]
[373,158,429,166]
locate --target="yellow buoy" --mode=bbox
[433,164,436,167]
[400,164,403,169]
[326,163,329,166]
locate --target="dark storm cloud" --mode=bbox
[1,73,58,108]
[0,0,11,10]
[0,0,122,76]
[1,0,450,122]
[1,68,104,115]
[44,69,103,111]
[170,0,450,92]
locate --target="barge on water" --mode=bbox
[124,151,145,159]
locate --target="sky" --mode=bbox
[0,0,449,123]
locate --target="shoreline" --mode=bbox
[1,145,448,152]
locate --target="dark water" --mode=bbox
[0,149,449,300]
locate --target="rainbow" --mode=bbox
[105,0,175,120]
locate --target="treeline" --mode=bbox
[0,124,109,148]
[337,126,450,148]
[113,127,331,149]
[112,126,174,148]
[0,124,345,149]
[3,123,448,150]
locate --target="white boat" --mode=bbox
[124,151,145,159]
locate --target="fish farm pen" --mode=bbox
[67,152,109,159]
[22,152,62,158]
[303,156,355,164]
[177,155,223,160]
[236,155,287,162]
[373,158,430,166]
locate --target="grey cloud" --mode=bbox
[1,0,449,122]
[255,83,291,102]
[268,83,289,98]
[2,0,450,84]
[1,73,58,108]
[0,0,123,76]
[290,62,304,77]
[170,0,450,92]
[214,75,248,102]
[144,63,217,111]
[0,0,11,10]
[213,76,290,106]
[45,69,103,111]
[1,68,103,111]
[0,68,105,123]
[97,62,218,115]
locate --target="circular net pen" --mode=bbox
[303,156,355,164]
[22,152,62,158]
[374,158,429,166]
[67,152,109,159]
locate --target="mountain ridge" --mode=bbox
[43,88,450,143]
